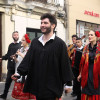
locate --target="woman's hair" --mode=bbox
[24,34,31,43]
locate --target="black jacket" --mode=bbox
[2,42,21,70]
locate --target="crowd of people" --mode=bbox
[67,30,100,100]
[0,13,100,100]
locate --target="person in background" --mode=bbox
[12,13,73,100]
[0,31,21,99]
[78,30,100,100]
[71,38,83,100]
[67,34,78,97]
[67,35,78,61]
[11,34,36,100]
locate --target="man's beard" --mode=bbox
[41,26,51,35]
[13,37,19,42]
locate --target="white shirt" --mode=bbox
[15,47,29,74]
[77,46,83,50]
[15,47,29,82]
[38,34,55,46]
[13,40,20,44]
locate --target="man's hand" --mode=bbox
[65,88,72,93]
[64,85,72,94]
[0,58,2,63]
[11,74,20,82]
[77,74,81,82]
[10,55,16,60]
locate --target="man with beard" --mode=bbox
[0,31,21,99]
[12,13,73,100]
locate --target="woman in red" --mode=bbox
[78,30,100,100]
[11,34,36,100]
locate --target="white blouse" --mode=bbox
[15,46,29,82]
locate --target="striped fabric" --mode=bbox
[81,94,100,100]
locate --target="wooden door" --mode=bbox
[0,13,2,81]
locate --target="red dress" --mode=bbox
[12,82,36,100]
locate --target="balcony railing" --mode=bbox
[25,0,47,3]
[25,0,60,5]
[6,0,63,7]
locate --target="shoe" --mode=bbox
[0,94,7,99]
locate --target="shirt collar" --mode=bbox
[77,46,83,50]
[13,40,20,44]
[38,34,55,46]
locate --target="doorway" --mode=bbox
[0,13,2,81]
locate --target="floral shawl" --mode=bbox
[80,42,100,89]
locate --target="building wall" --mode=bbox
[2,14,14,73]
[0,1,66,80]
[68,0,100,44]
[14,15,66,41]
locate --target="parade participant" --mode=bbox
[67,35,78,97]
[67,35,78,60]
[11,34,36,100]
[0,31,21,99]
[71,38,83,100]
[78,30,100,100]
[12,13,73,100]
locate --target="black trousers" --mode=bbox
[72,68,81,100]
[3,70,15,97]
[72,68,80,92]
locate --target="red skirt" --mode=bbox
[81,94,100,100]
[12,82,36,100]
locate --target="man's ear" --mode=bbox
[52,24,56,30]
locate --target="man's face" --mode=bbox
[72,37,76,44]
[12,32,19,42]
[40,18,54,34]
[76,40,82,48]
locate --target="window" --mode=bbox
[26,28,42,41]
[76,20,100,45]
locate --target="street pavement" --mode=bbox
[0,82,77,100]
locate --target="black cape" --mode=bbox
[17,36,73,98]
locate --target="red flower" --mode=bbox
[95,31,100,37]
[24,34,31,43]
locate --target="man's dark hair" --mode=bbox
[72,34,78,38]
[12,31,18,35]
[76,38,82,41]
[40,13,57,30]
